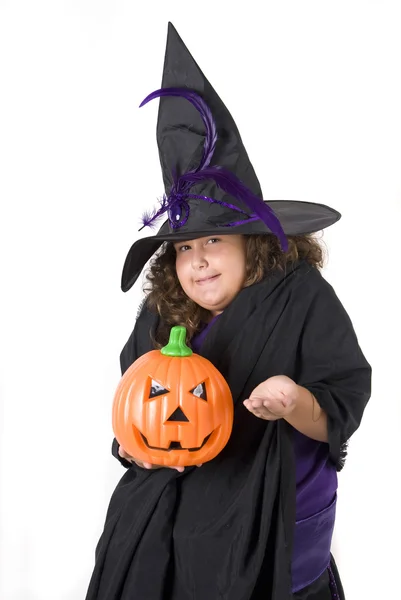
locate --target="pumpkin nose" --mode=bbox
[166,407,189,422]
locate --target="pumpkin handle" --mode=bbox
[161,326,193,357]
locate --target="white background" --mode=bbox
[0,1,400,599]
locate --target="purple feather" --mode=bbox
[139,195,169,231]
[185,193,252,217]
[138,88,288,252]
[140,88,217,171]
[181,167,288,251]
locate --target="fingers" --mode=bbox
[243,399,282,421]
[118,446,202,472]
[118,446,133,461]
[141,461,155,469]
[246,396,288,409]
[136,461,175,471]
[136,461,200,472]
[244,396,291,412]
[168,465,185,472]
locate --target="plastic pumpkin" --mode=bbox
[112,326,234,467]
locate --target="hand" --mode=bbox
[243,375,299,421]
[118,446,202,473]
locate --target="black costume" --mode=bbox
[86,262,370,600]
[85,23,371,600]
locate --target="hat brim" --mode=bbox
[121,200,341,292]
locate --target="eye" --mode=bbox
[207,238,220,245]
[190,382,207,401]
[149,379,170,398]
[177,244,191,252]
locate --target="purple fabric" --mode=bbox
[191,319,338,593]
[292,429,337,591]
[294,429,337,521]
[191,316,220,353]
[291,493,337,592]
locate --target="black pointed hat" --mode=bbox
[121,22,340,292]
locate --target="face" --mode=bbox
[173,235,247,315]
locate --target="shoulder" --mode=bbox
[290,263,361,344]
[285,261,353,323]
[290,261,338,297]
[283,260,334,298]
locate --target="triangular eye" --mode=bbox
[149,379,170,398]
[190,382,207,401]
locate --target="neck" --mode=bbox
[209,310,223,319]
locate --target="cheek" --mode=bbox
[225,252,247,286]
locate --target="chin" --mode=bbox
[200,300,227,313]
[191,291,232,313]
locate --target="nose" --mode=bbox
[191,248,208,270]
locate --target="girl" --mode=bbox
[86,23,371,600]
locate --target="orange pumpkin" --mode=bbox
[112,326,233,466]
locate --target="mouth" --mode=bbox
[195,274,220,285]
[140,432,212,452]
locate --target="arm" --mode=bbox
[244,272,371,467]
[244,377,328,443]
[284,385,327,442]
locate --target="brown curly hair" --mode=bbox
[144,234,326,347]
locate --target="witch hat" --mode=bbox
[121,22,340,292]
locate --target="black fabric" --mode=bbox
[293,568,331,600]
[86,261,370,599]
[157,22,262,204]
[291,555,345,600]
[111,438,132,469]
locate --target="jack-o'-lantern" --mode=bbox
[112,326,233,466]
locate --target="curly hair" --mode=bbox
[144,234,326,347]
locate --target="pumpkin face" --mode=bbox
[112,327,233,466]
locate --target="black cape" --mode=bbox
[86,261,371,600]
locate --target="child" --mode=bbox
[86,23,371,600]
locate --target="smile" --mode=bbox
[195,274,220,285]
[140,432,212,452]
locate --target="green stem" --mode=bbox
[161,326,193,357]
